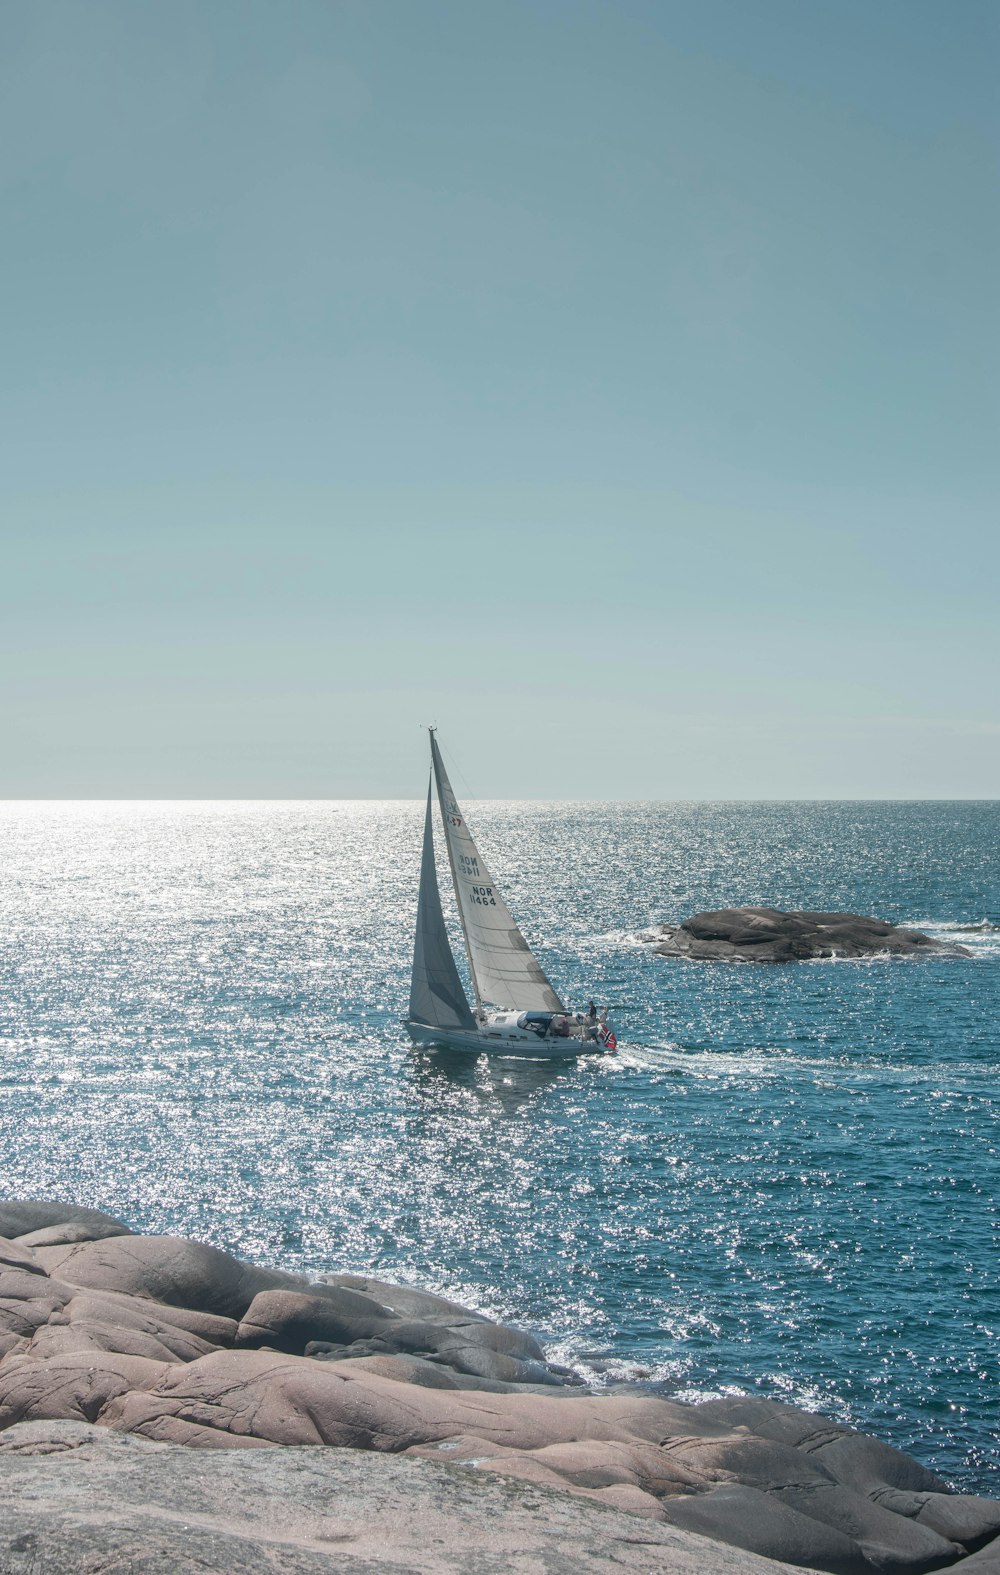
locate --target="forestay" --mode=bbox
[409,782,477,1031]
[430,734,563,1013]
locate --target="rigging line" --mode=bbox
[439,736,480,807]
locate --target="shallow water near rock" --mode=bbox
[0,799,997,1490]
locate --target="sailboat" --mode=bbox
[405,731,616,1058]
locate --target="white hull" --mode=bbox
[405,1019,603,1059]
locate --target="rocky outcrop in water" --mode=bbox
[645,908,973,963]
[1,1199,999,1575]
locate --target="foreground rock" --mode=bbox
[1,1200,998,1575]
[645,908,973,963]
[0,1418,798,1575]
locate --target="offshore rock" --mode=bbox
[645,908,973,963]
[1,1200,999,1575]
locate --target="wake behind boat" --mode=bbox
[405,731,617,1058]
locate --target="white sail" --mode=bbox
[430,733,563,1013]
[409,781,477,1031]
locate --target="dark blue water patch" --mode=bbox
[0,800,996,1489]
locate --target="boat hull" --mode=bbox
[404,1020,599,1059]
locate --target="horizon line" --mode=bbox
[1,796,997,807]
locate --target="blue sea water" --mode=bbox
[0,799,997,1491]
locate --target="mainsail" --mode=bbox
[430,733,563,1013]
[409,780,477,1030]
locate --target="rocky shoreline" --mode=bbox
[643,908,973,964]
[1,1199,998,1574]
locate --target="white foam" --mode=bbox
[904,919,1000,958]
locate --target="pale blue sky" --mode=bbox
[2,0,997,796]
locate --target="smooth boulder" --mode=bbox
[0,1200,131,1244]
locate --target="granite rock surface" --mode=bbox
[645,909,973,963]
[0,1417,803,1575]
[1,1200,998,1575]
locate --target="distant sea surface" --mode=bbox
[1,800,997,1490]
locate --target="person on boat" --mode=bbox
[585,1000,597,1022]
[552,1014,569,1037]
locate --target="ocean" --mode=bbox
[1,799,997,1490]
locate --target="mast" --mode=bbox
[429,729,483,1014]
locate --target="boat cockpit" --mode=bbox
[481,1008,611,1047]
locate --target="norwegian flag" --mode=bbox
[599,1027,617,1051]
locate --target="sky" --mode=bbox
[1,0,997,797]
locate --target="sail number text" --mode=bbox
[458,854,496,904]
